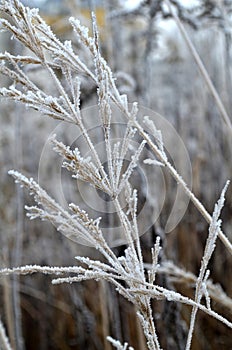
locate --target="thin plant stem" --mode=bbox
[165,0,232,133]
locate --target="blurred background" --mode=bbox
[0,0,232,349]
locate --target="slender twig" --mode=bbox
[165,0,232,133]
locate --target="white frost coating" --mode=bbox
[0,265,81,276]
[118,140,146,195]
[0,318,12,350]
[144,158,165,167]
[120,94,129,112]
[186,181,230,350]
[44,96,54,104]
[143,115,167,161]
[69,18,89,38]
[107,336,134,350]
[50,136,111,195]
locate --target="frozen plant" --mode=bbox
[107,336,134,350]
[0,1,232,349]
[0,317,13,350]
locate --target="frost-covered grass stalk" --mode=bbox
[0,317,13,350]
[0,1,232,349]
